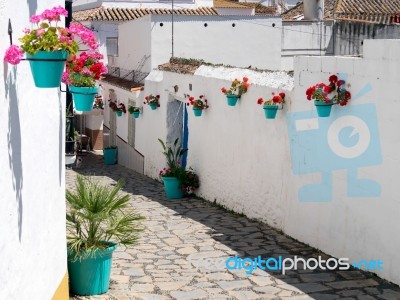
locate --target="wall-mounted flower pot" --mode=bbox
[263,105,279,119]
[69,86,99,112]
[132,111,140,118]
[315,101,333,117]
[116,110,123,117]
[67,242,116,296]
[26,50,67,88]
[193,108,203,117]
[103,147,117,165]
[226,95,239,106]
[149,103,158,110]
[162,177,184,199]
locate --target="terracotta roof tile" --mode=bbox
[281,0,400,24]
[239,3,277,15]
[213,0,249,9]
[73,7,218,22]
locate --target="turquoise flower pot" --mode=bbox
[67,243,116,296]
[103,147,117,165]
[263,105,279,119]
[132,111,140,118]
[162,177,184,199]
[150,103,158,110]
[26,50,67,88]
[315,101,333,117]
[69,86,99,112]
[193,108,203,117]
[226,95,239,106]
[116,110,123,117]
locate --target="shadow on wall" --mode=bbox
[4,64,24,242]
[27,0,37,18]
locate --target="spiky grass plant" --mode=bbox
[66,175,144,259]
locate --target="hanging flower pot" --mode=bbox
[193,108,203,117]
[132,111,140,118]
[186,95,209,117]
[226,95,239,106]
[314,101,333,117]
[69,86,99,112]
[27,50,68,88]
[263,105,279,119]
[116,110,123,117]
[149,103,158,110]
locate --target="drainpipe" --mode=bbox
[65,0,74,154]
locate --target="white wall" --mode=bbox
[140,39,400,285]
[286,39,400,285]
[116,15,152,74]
[281,21,334,70]
[151,15,282,70]
[0,1,68,299]
[92,22,118,66]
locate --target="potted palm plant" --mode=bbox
[66,175,145,296]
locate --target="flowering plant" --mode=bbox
[186,95,209,110]
[108,100,126,113]
[159,167,199,194]
[257,92,286,106]
[3,7,96,65]
[306,75,351,106]
[221,77,250,97]
[144,94,160,107]
[62,51,107,87]
[128,106,140,114]
[93,95,104,109]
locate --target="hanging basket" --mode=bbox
[26,50,67,88]
[69,86,99,112]
[132,111,140,118]
[315,101,333,117]
[193,108,203,117]
[263,105,279,119]
[149,103,158,110]
[226,95,239,106]
[116,110,123,117]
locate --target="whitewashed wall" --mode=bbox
[0,1,68,299]
[141,39,400,285]
[92,22,118,66]
[286,39,400,285]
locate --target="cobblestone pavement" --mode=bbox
[68,153,400,300]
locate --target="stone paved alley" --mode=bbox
[68,153,400,300]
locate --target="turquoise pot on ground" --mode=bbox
[103,147,117,165]
[150,103,158,110]
[67,243,116,296]
[315,101,333,117]
[69,86,99,112]
[162,177,184,199]
[132,111,140,118]
[193,108,203,117]
[26,50,67,88]
[226,95,239,106]
[263,105,279,119]
[116,110,123,117]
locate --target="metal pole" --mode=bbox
[65,0,74,154]
[171,0,174,58]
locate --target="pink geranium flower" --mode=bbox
[4,45,24,65]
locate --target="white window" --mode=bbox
[106,37,118,57]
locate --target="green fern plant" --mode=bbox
[158,138,187,169]
[66,175,145,259]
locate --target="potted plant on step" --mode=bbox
[103,145,117,165]
[66,175,144,296]
[63,49,107,112]
[128,105,141,119]
[221,77,250,106]
[306,74,351,117]
[144,94,160,110]
[257,92,286,119]
[186,94,209,117]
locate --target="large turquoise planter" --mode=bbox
[315,101,333,117]
[226,95,239,106]
[150,103,158,110]
[26,50,67,88]
[193,108,203,117]
[69,86,99,112]
[68,243,117,296]
[162,177,184,199]
[263,105,279,119]
[103,147,117,165]
[132,111,140,118]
